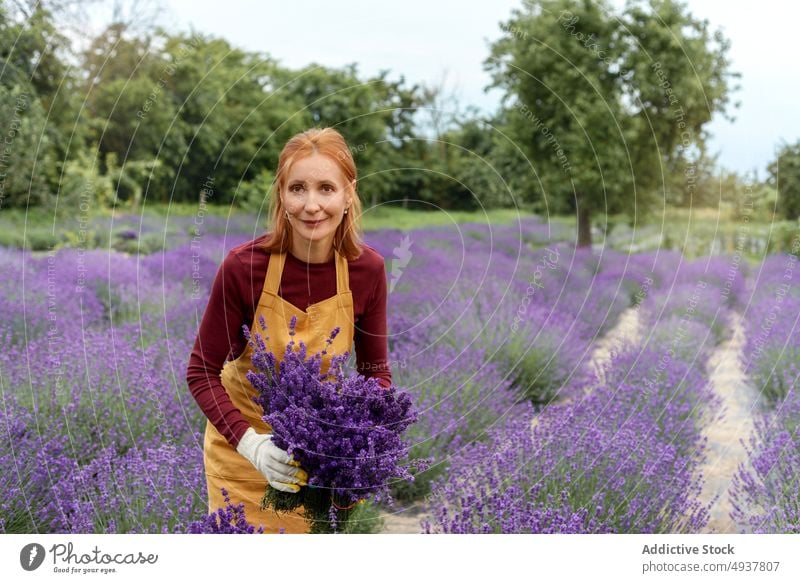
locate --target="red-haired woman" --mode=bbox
[186,128,392,533]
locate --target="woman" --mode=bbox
[186,127,392,533]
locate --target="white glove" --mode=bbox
[235,427,308,494]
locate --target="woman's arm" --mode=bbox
[186,252,251,447]
[354,259,393,388]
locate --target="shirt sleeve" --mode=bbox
[186,251,252,448]
[354,259,393,389]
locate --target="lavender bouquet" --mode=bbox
[243,315,419,533]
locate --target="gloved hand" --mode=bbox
[235,427,308,493]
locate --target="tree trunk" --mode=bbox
[577,202,592,248]
[131,185,142,213]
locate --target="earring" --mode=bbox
[344,209,348,215]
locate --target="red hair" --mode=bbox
[261,127,364,260]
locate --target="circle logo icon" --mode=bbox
[20,543,46,571]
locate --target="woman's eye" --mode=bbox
[290,184,304,193]
[322,184,335,192]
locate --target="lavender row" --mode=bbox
[369,226,670,502]
[740,253,800,404]
[373,225,656,406]
[422,255,736,533]
[730,252,800,533]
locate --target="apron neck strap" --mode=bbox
[265,251,287,295]
[335,249,350,294]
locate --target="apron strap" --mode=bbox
[264,251,286,295]
[335,249,350,294]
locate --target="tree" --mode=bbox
[80,24,173,163]
[0,1,75,208]
[414,73,488,210]
[768,140,800,221]
[0,83,53,208]
[485,0,738,246]
[418,105,514,211]
[163,32,306,206]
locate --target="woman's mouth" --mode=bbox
[302,218,326,228]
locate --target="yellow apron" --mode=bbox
[203,249,355,533]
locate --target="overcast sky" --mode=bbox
[84,0,800,179]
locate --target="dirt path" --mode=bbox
[697,311,761,533]
[377,500,429,534]
[528,305,641,436]
[589,306,642,383]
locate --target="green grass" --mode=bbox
[359,206,536,231]
[3,201,797,260]
[603,207,799,260]
[0,203,541,250]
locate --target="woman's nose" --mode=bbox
[304,190,323,211]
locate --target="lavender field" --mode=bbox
[1,216,798,534]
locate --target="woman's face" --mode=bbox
[281,153,353,252]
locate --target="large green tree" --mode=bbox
[485,0,738,246]
[768,140,800,221]
[80,23,177,168]
[0,1,79,208]
[161,31,305,206]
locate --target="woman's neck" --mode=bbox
[288,239,335,264]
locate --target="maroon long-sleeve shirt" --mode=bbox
[186,234,392,448]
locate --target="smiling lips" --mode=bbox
[302,219,326,227]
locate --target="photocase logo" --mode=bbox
[389,235,413,293]
[20,543,46,571]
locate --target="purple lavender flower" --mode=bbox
[243,316,420,533]
[186,489,265,534]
